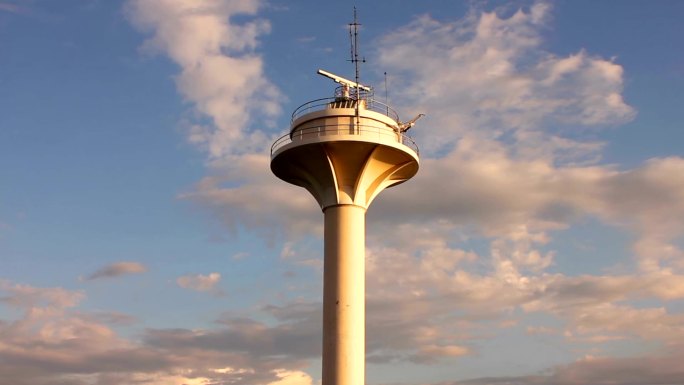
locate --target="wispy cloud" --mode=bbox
[451,348,684,385]
[83,261,147,281]
[125,0,281,159]
[0,2,27,14]
[0,279,84,309]
[176,272,222,292]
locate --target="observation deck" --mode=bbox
[271,95,419,157]
[270,88,420,210]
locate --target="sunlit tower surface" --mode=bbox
[270,11,422,385]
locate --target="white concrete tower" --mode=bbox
[270,73,421,384]
[270,12,421,385]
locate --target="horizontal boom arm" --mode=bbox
[318,69,372,92]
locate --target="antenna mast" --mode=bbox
[349,7,364,96]
[384,72,389,116]
[349,7,365,126]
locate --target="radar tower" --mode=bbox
[270,9,423,385]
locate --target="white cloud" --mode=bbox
[0,281,316,385]
[377,3,635,158]
[267,370,313,385]
[119,0,684,383]
[126,0,281,158]
[175,3,684,373]
[413,344,470,364]
[176,272,221,292]
[179,154,322,241]
[371,148,684,273]
[0,279,84,309]
[186,0,648,244]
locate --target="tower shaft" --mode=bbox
[323,204,366,385]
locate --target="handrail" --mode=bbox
[271,124,419,157]
[291,97,400,123]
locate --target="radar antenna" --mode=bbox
[317,69,371,92]
[315,9,369,127]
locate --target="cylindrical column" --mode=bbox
[322,204,366,385]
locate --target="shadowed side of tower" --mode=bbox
[271,83,420,385]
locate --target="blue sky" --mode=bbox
[1,1,684,384]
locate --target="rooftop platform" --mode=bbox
[271,96,419,158]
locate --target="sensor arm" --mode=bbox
[397,113,425,132]
[318,69,372,92]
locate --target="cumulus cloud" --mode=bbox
[377,3,635,158]
[126,0,281,158]
[83,261,147,281]
[117,0,684,384]
[5,278,681,385]
[0,281,315,385]
[452,348,684,385]
[368,15,684,372]
[170,0,684,370]
[268,370,313,385]
[0,279,84,310]
[368,246,684,367]
[186,1,645,244]
[176,272,222,292]
[125,0,305,244]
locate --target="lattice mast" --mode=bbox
[349,6,363,126]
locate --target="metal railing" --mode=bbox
[291,96,400,123]
[270,124,419,156]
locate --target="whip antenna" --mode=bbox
[348,7,365,126]
[384,71,389,115]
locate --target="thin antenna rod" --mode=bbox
[384,72,389,116]
[348,7,364,127]
[352,7,360,92]
[349,17,354,73]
